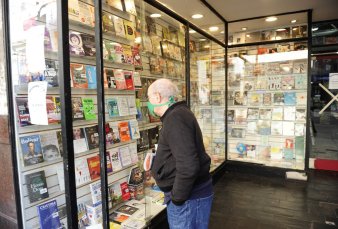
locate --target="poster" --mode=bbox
[28,81,48,125]
[329,73,338,89]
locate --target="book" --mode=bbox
[268,76,282,90]
[266,62,280,75]
[69,0,80,21]
[248,92,262,106]
[44,59,59,87]
[295,136,305,160]
[117,97,130,116]
[20,135,44,166]
[118,122,131,142]
[82,98,97,120]
[107,98,120,118]
[285,138,294,149]
[281,75,295,90]
[109,149,123,171]
[69,31,85,56]
[128,167,143,186]
[295,123,305,136]
[119,146,132,166]
[279,63,293,74]
[75,158,91,185]
[246,121,257,134]
[230,128,245,138]
[132,46,142,68]
[109,122,121,143]
[127,96,137,115]
[70,63,88,88]
[255,77,268,90]
[128,142,138,164]
[16,97,31,127]
[87,155,101,180]
[270,147,283,160]
[37,200,61,229]
[89,180,102,205]
[296,109,306,121]
[81,33,96,57]
[110,212,130,224]
[72,97,85,120]
[137,130,149,152]
[133,72,142,89]
[296,92,307,105]
[102,13,114,33]
[40,131,61,161]
[46,96,60,124]
[259,109,271,120]
[243,81,254,91]
[109,182,123,208]
[77,202,90,227]
[283,121,295,136]
[84,125,99,150]
[233,91,247,105]
[104,68,116,88]
[120,181,131,201]
[128,183,144,201]
[283,148,294,160]
[106,0,123,11]
[86,203,102,225]
[227,109,235,123]
[272,107,283,120]
[129,120,140,139]
[114,69,127,89]
[106,151,113,173]
[273,92,284,105]
[112,16,126,38]
[56,131,63,157]
[257,120,271,135]
[234,108,247,124]
[142,35,153,53]
[85,65,97,89]
[246,145,256,158]
[271,121,283,135]
[73,127,88,154]
[284,92,296,105]
[122,45,133,64]
[116,205,139,216]
[78,2,94,27]
[124,0,137,15]
[124,71,134,90]
[26,171,49,203]
[124,20,136,41]
[293,61,307,74]
[284,106,296,121]
[247,108,259,120]
[295,74,307,89]
[148,126,159,148]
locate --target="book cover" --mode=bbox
[70,63,88,88]
[82,98,97,120]
[128,142,138,164]
[273,92,284,105]
[234,108,247,124]
[255,77,268,90]
[124,0,137,15]
[46,96,60,124]
[284,92,296,105]
[109,149,123,171]
[285,138,294,149]
[78,2,95,27]
[293,61,307,74]
[283,121,295,136]
[69,0,80,21]
[84,125,99,150]
[124,71,134,90]
[247,108,259,120]
[246,145,256,158]
[296,92,307,105]
[279,63,293,74]
[117,96,130,116]
[243,81,254,91]
[128,167,143,186]
[270,147,283,160]
[268,76,282,90]
[109,122,121,143]
[246,121,257,134]
[266,62,280,75]
[37,200,61,229]
[283,148,294,160]
[127,96,137,115]
[110,212,129,224]
[142,35,153,53]
[257,120,271,135]
[87,155,101,180]
[137,130,149,152]
[271,121,283,135]
[89,180,102,205]
[118,122,131,142]
[295,74,307,89]
[259,108,271,120]
[109,182,123,208]
[114,69,127,89]
[25,171,49,203]
[105,41,123,62]
[104,68,116,89]
[120,181,131,201]
[128,183,144,201]
[132,46,142,67]
[72,97,85,120]
[44,59,59,87]
[40,131,61,162]
[119,146,132,167]
[85,65,97,89]
[123,20,136,41]
[122,45,133,64]
[73,128,88,154]
[272,107,283,120]
[295,123,305,136]
[295,136,305,160]
[56,131,63,157]
[227,109,235,123]
[148,126,159,148]
[116,204,139,216]
[112,16,126,38]
[106,151,113,173]
[296,109,306,121]
[107,98,119,118]
[86,203,102,225]
[102,12,114,33]
[247,92,262,106]
[20,135,44,166]
[106,0,123,11]
[230,128,245,138]
[150,35,162,55]
[284,106,296,121]
[75,158,91,185]
[281,75,295,90]
[69,31,85,56]
[129,120,140,139]
[233,91,247,105]
[16,97,31,127]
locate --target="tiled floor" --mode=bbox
[210,170,338,229]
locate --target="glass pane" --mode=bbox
[227,41,308,170]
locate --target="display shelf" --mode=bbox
[138,122,162,131]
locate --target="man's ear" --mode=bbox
[155,92,162,103]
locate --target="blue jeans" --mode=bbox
[167,194,214,229]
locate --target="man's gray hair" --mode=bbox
[150,78,179,100]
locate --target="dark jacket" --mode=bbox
[151,101,211,204]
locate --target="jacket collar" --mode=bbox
[160,101,187,122]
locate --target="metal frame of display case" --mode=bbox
[225,9,313,174]
[2,0,227,228]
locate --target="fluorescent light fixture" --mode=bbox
[220,31,225,34]
[276,28,286,32]
[204,45,210,48]
[192,14,203,19]
[209,26,219,32]
[199,38,206,41]
[189,30,196,34]
[312,27,318,31]
[241,27,247,31]
[150,13,161,18]
[293,28,298,31]
[291,19,297,23]
[265,16,277,22]
[276,36,282,40]
[246,34,251,37]
[242,50,308,63]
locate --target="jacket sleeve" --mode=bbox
[165,112,200,204]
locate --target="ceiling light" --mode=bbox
[293,28,298,31]
[312,27,318,31]
[135,37,142,43]
[246,34,251,37]
[276,36,282,40]
[209,26,219,32]
[192,14,203,19]
[150,13,161,18]
[241,27,247,31]
[204,45,210,48]
[199,38,206,41]
[220,31,224,34]
[276,28,286,32]
[265,16,277,22]
[189,30,196,34]
[291,19,297,23]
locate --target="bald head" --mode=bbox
[148,78,179,100]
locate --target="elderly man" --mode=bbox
[147,78,213,229]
